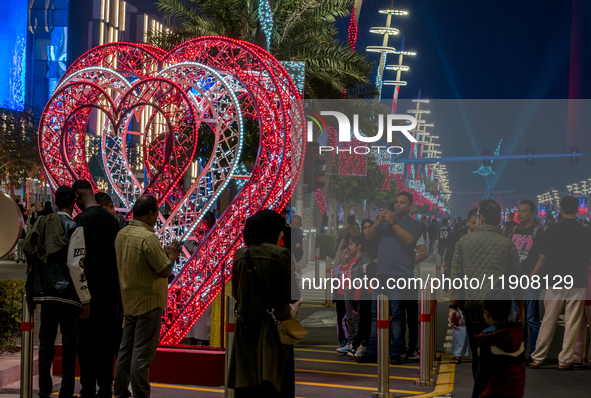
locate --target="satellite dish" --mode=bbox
[0,192,24,258]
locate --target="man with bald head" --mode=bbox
[114,195,179,398]
[72,179,121,398]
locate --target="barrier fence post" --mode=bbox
[324,256,332,306]
[314,247,320,282]
[20,295,34,398]
[225,296,235,398]
[372,294,395,398]
[415,286,435,387]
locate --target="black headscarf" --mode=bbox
[243,209,286,247]
[40,201,53,215]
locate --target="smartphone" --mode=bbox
[177,241,186,250]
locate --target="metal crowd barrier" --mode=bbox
[415,284,436,387]
[225,296,235,398]
[20,295,34,398]
[373,294,395,398]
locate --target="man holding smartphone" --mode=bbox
[356,192,423,364]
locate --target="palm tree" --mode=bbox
[150,0,375,99]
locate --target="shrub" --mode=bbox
[0,279,26,350]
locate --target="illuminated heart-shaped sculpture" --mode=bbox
[38,37,304,345]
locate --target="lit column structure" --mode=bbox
[407,99,430,180]
[384,46,416,111]
[366,1,410,101]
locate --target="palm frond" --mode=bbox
[155,0,373,99]
[157,0,200,23]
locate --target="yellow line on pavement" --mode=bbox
[296,381,423,394]
[150,383,223,393]
[150,383,310,398]
[296,347,338,353]
[411,354,455,398]
[296,368,419,381]
[295,356,420,369]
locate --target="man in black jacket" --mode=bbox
[24,186,90,398]
[73,180,121,398]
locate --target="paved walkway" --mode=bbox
[2,256,590,397]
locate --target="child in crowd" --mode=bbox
[336,244,360,355]
[472,290,525,398]
[333,249,352,349]
[347,234,374,358]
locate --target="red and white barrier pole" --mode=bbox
[20,294,34,398]
[373,294,395,398]
[415,286,435,387]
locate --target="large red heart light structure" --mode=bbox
[38,37,304,345]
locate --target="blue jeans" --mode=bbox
[365,277,412,357]
[512,286,542,355]
[452,309,469,357]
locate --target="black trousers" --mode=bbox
[352,300,372,349]
[428,234,436,253]
[466,321,487,379]
[335,300,347,343]
[405,299,419,351]
[38,301,80,398]
[78,288,119,398]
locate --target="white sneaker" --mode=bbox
[354,345,366,357]
[347,347,357,357]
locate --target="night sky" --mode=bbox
[336,0,591,217]
[143,0,591,217]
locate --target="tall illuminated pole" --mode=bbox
[367,1,408,101]
[387,44,416,112]
[407,99,429,180]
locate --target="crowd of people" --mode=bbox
[10,182,591,398]
[23,180,180,398]
[323,193,591,398]
[328,192,427,364]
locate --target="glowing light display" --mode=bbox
[258,0,274,51]
[578,197,589,215]
[38,37,304,345]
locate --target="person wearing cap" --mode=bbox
[24,186,90,398]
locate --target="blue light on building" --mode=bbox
[1,0,28,111]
